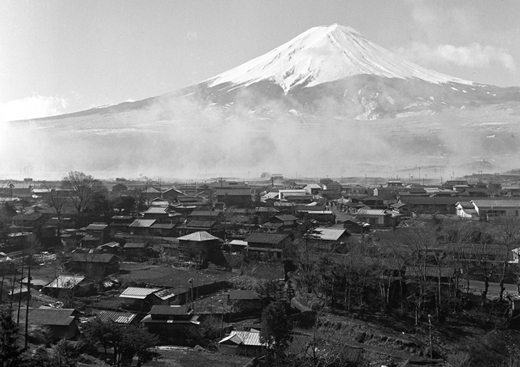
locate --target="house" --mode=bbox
[278,189,307,200]
[311,227,350,252]
[123,242,150,261]
[471,199,520,220]
[255,207,280,221]
[214,183,252,208]
[320,181,342,200]
[14,308,80,340]
[94,310,138,325]
[43,275,86,296]
[177,231,225,266]
[0,252,14,272]
[219,330,266,356]
[270,215,299,228]
[397,196,460,215]
[84,223,110,244]
[119,287,161,311]
[303,184,322,196]
[227,239,248,252]
[150,222,177,236]
[142,207,173,224]
[228,290,262,312]
[161,187,187,201]
[128,219,156,236]
[455,202,480,220]
[150,287,189,305]
[11,212,44,233]
[245,232,292,260]
[299,210,335,224]
[188,210,225,223]
[355,209,396,228]
[66,253,120,275]
[141,305,199,343]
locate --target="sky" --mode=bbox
[1,0,520,121]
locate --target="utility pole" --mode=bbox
[428,314,433,359]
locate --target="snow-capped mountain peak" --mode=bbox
[206,24,472,92]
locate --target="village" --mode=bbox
[3,171,520,366]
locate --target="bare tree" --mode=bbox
[61,171,106,215]
[43,183,69,234]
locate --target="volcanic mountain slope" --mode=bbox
[4,24,520,177]
[189,24,520,120]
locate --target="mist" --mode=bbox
[1,87,520,181]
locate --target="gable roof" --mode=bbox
[245,232,290,245]
[150,305,190,316]
[153,287,189,301]
[45,275,85,289]
[120,287,161,300]
[129,219,156,228]
[123,242,147,249]
[471,199,520,208]
[219,330,265,347]
[96,310,137,324]
[144,207,170,214]
[314,228,348,241]
[189,210,223,217]
[15,308,77,326]
[85,223,109,231]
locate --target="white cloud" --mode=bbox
[0,95,67,122]
[398,42,516,71]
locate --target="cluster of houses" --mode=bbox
[4,174,520,356]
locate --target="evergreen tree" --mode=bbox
[260,301,293,366]
[0,305,24,367]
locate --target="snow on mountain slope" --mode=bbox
[206,24,473,92]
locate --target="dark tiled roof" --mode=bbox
[150,305,190,316]
[245,232,290,245]
[15,308,77,326]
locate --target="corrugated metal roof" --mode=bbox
[120,287,160,299]
[45,275,85,289]
[153,287,188,300]
[219,330,266,347]
[97,310,136,324]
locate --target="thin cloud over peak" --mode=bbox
[397,42,516,71]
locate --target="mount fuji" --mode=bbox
[4,24,520,178]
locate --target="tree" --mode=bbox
[260,301,293,366]
[61,171,106,215]
[0,305,24,367]
[119,326,160,367]
[83,319,160,367]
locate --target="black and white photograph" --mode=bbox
[1,1,520,366]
